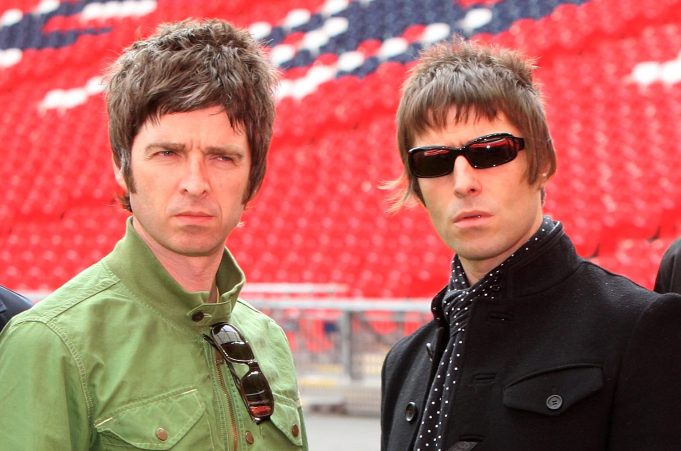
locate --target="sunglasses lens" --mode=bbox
[410,147,453,178]
[223,341,255,362]
[241,370,274,417]
[212,325,255,362]
[466,137,519,168]
[409,134,523,177]
[207,323,274,421]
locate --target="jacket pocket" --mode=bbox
[502,364,603,416]
[261,392,305,447]
[95,387,210,450]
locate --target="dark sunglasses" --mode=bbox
[407,132,525,178]
[204,323,274,423]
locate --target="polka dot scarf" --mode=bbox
[413,217,556,451]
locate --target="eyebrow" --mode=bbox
[144,142,184,154]
[145,142,246,160]
[205,145,246,161]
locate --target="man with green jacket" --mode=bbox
[0,19,307,450]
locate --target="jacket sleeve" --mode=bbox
[608,293,681,450]
[0,320,91,450]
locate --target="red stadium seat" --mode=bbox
[2,0,680,300]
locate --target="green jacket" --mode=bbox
[0,220,308,450]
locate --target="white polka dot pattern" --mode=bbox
[413,217,555,451]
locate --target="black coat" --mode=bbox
[0,286,32,332]
[381,225,681,451]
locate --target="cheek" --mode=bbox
[128,173,170,211]
[423,195,451,234]
[215,184,248,214]
[419,182,449,217]
[223,170,251,199]
[503,187,542,229]
[418,180,441,207]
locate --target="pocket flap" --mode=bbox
[503,364,603,416]
[95,388,205,449]
[268,392,304,446]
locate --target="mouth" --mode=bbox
[453,211,491,224]
[175,211,215,222]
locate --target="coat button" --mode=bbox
[155,427,168,441]
[291,424,300,437]
[245,431,254,444]
[546,394,563,411]
[405,402,418,423]
[191,311,204,322]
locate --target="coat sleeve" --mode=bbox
[380,347,393,451]
[608,293,681,450]
[0,320,91,450]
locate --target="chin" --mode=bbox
[171,241,224,257]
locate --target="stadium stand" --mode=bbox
[2,0,680,415]
[1,0,680,300]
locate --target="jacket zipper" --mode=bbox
[215,350,239,451]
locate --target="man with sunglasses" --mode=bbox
[0,20,307,450]
[381,38,681,451]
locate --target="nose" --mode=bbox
[452,156,481,198]
[180,157,210,196]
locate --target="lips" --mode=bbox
[174,210,216,223]
[176,211,213,217]
[453,210,491,224]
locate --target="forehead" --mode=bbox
[133,106,249,152]
[413,110,521,147]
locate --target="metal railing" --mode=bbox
[248,297,432,414]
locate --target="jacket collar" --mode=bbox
[103,218,245,329]
[431,222,581,323]
[501,222,581,297]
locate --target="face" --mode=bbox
[415,111,546,280]
[115,106,250,260]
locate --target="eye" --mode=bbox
[214,154,240,164]
[156,149,176,157]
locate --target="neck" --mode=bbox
[460,214,545,286]
[461,251,517,287]
[460,263,491,287]
[156,251,222,294]
[133,226,223,294]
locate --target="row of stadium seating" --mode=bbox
[1,0,680,298]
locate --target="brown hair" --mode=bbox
[105,19,278,210]
[388,37,556,209]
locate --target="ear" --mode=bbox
[536,170,551,206]
[536,160,553,188]
[543,170,554,185]
[112,156,127,192]
[537,172,548,189]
